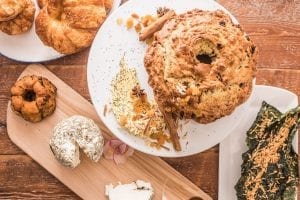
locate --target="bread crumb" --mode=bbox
[131,13,140,19]
[116,18,123,25]
[126,18,134,29]
[141,15,155,27]
[119,115,127,126]
[134,23,142,33]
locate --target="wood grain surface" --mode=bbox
[6,64,211,200]
[0,0,299,199]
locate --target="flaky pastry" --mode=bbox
[35,0,112,54]
[0,0,25,21]
[0,0,35,35]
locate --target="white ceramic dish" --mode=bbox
[219,85,298,200]
[87,0,253,157]
[0,0,121,62]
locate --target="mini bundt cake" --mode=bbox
[0,0,25,22]
[10,75,57,123]
[144,9,257,124]
[50,115,104,168]
[0,0,35,35]
[35,0,112,54]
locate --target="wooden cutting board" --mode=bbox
[7,64,212,200]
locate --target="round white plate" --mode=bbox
[0,0,121,62]
[88,0,250,157]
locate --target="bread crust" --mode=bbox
[103,0,112,12]
[0,0,35,35]
[144,10,257,124]
[35,0,109,54]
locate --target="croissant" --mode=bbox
[35,0,112,54]
[0,0,35,35]
[0,0,25,21]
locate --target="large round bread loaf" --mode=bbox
[144,9,257,124]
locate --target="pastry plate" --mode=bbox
[87,0,250,157]
[0,0,121,62]
[218,85,298,200]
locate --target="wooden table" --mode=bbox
[0,0,299,199]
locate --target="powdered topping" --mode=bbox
[111,58,170,149]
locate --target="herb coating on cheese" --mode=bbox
[50,115,104,168]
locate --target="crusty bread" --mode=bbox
[35,0,111,54]
[0,0,35,35]
[0,0,25,21]
[144,10,257,124]
[37,0,47,8]
[104,0,113,12]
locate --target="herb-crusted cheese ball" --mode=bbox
[50,115,104,168]
[145,9,257,123]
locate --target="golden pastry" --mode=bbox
[10,75,57,123]
[0,0,35,35]
[37,0,112,11]
[35,0,110,54]
[144,9,257,124]
[0,0,25,22]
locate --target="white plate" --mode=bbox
[0,0,121,62]
[219,85,298,200]
[87,0,252,157]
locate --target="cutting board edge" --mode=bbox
[6,64,213,200]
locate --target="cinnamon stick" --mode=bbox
[139,10,176,41]
[158,104,181,151]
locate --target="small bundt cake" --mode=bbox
[0,0,25,22]
[10,75,57,123]
[35,0,112,54]
[50,115,104,168]
[0,0,35,35]
[144,9,257,124]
